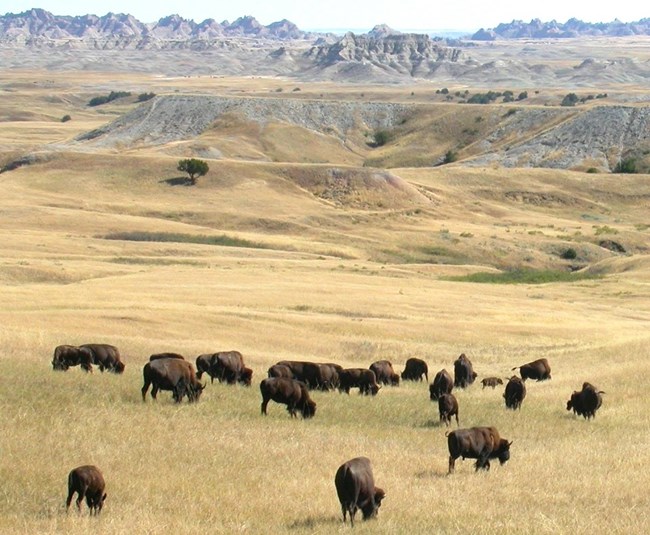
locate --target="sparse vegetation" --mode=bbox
[88,90,132,107]
[614,157,637,174]
[102,231,268,249]
[137,92,156,102]
[448,269,599,284]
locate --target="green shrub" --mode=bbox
[443,150,458,164]
[446,269,599,284]
[60,114,71,123]
[137,92,156,102]
[372,130,392,147]
[561,93,579,107]
[88,90,132,107]
[614,158,637,174]
[560,247,578,260]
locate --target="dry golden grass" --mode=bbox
[1,69,650,534]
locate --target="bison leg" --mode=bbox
[65,489,76,512]
[141,379,151,401]
[150,384,159,400]
[261,397,269,415]
[448,455,456,474]
[454,411,460,426]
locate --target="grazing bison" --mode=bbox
[429,369,454,401]
[66,465,106,515]
[210,351,250,386]
[369,360,400,386]
[259,377,316,418]
[481,377,503,389]
[447,426,512,473]
[438,392,459,427]
[335,457,386,527]
[338,368,381,396]
[401,357,428,382]
[79,344,125,374]
[142,357,205,403]
[453,353,477,388]
[504,376,526,410]
[567,382,605,420]
[52,345,94,373]
[513,358,551,381]
[267,364,294,379]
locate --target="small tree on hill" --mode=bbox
[177,158,209,185]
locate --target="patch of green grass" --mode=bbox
[446,269,601,284]
[101,231,268,249]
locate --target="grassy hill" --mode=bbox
[1,70,650,534]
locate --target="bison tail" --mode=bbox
[444,430,451,437]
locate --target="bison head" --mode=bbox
[52,360,68,371]
[301,399,317,419]
[390,373,400,386]
[113,361,126,374]
[498,440,513,465]
[361,487,386,520]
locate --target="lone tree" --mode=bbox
[177,158,209,185]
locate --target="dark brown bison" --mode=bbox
[338,368,381,396]
[504,376,526,410]
[52,345,93,372]
[481,377,503,389]
[79,344,125,374]
[453,353,477,388]
[267,364,294,379]
[429,369,454,401]
[142,357,205,403]
[446,426,512,473]
[276,360,340,390]
[259,377,316,418]
[210,351,250,386]
[567,382,605,419]
[438,393,459,427]
[66,465,106,515]
[369,360,400,386]
[513,358,551,381]
[335,457,385,527]
[401,357,428,382]
[195,353,215,382]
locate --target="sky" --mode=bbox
[2,1,648,32]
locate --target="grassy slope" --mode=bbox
[1,70,650,534]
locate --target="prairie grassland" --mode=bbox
[1,71,650,534]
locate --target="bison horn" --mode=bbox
[508,441,513,446]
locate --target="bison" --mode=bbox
[199,351,251,386]
[369,360,400,386]
[401,357,428,382]
[429,369,454,401]
[259,377,316,418]
[453,353,477,388]
[79,344,125,374]
[275,360,326,390]
[481,377,503,389]
[504,376,526,410]
[142,356,205,403]
[513,358,551,381]
[52,345,93,373]
[567,382,605,419]
[267,364,294,379]
[447,426,512,473]
[335,457,385,527]
[438,392,459,427]
[66,465,106,515]
[338,368,381,396]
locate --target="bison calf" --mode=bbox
[66,465,106,515]
[481,377,503,389]
[335,457,385,527]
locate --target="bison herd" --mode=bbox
[51,343,605,523]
